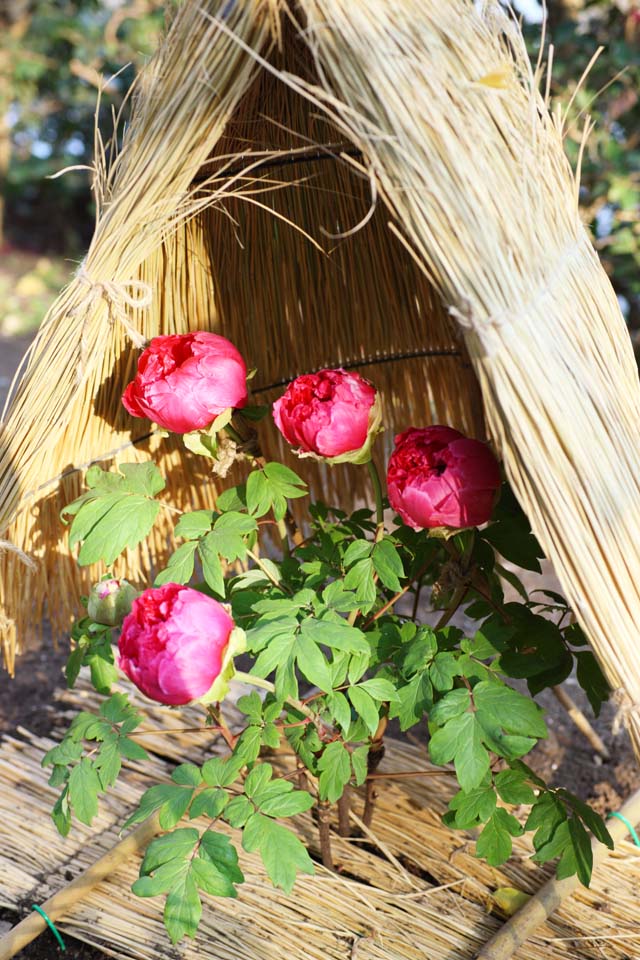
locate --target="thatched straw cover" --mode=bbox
[1,1,639,751]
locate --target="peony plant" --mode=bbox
[46,332,612,944]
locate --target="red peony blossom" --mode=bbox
[272,368,382,464]
[387,426,501,529]
[118,583,245,706]
[122,332,248,434]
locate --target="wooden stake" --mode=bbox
[0,813,162,960]
[475,787,640,960]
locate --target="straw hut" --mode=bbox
[2,0,640,757]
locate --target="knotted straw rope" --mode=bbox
[612,686,640,736]
[0,539,38,572]
[75,263,152,353]
[448,236,586,348]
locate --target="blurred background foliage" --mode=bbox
[0,0,639,337]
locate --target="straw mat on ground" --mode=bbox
[1,0,640,763]
[2,679,640,960]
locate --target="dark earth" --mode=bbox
[1,333,640,958]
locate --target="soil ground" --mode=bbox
[1,328,639,959]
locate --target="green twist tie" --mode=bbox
[607,811,640,848]
[31,904,66,950]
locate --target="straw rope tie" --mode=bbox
[449,237,586,341]
[76,264,151,350]
[612,687,640,735]
[0,538,37,572]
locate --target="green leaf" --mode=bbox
[317,741,352,802]
[94,739,121,789]
[449,785,497,828]
[87,653,118,694]
[575,651,610,716]
[68,758,102,825]
[118,737,149,761]
[351,745,369,786]
[372,539,404,592]
[123,784,191,831]
[242,812,314,892]
[65,644,86,688]
[343,540,373,566]
[343,558,377,609]
[556,789,613,850]
[189,788,229,820]
[198,537,225,597]
[224,795,254,828]
[474,681,547,739]
[245,763,273,799]
[296,632,333,692]
[233,726,262,764]
[389,673,433,731]
[348,686,380,736]
[75,496,160,566]
[119,462,166,497]
[246,470,272,517]
[155,541,198,586]
[429,652,459,692]
[216,485,247,513]
[476,808,523,866]
[253,782,314,818]
[482,516,543,572]
[300,618,369,655]
[429,713,490,791]
[174,510,214,540]
[495,769,536,805]
[563,817,593,886]
[51,789,71,837]
[140,829,199,875]
[172,764,203,787]
[190,856,237,897]
[327,691,352,733]
[201,756,244,788]
[199,830,244,885]
[209,512,258,561]
[164,872,201,943]
[356,678,400,702]
[429,689,470,726]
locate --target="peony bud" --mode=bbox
[118,583,246,706]
[87,578,139,626]
[272,368,382,464]
[122,332,248,434]
[387,426,501,530]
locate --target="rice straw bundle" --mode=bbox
[1,0,639,767]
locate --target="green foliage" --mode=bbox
[55,445,614,947]
[42,693,147,832]
[62,463,164,565]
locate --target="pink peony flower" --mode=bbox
[272,368,382,464]
[122,333,248,434]
[118,583,245,706]
[387,426,501,530]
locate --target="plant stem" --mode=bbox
[317,801,334,869]
[363,715,388,828]
[245,547,292,593]
[434,583,469,630]
[207,705,236,750]
[337,787,352,837]
[367,459,385,537]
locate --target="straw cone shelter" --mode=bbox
[1,0,640,754]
